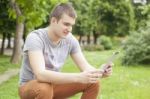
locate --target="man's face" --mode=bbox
[51,14,75,39]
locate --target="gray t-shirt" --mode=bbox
[19,27,81,85]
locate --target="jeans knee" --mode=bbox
[88,81,100,92]
[37,82,53,94]
[35,82,53,99]
[19,81,53,99]
[93,81,100,91]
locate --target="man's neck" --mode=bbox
[47,26,61,45]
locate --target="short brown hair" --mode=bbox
[49,2,77,21]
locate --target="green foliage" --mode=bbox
[0,0,15,34]
[133,3,150,30]
[70,0,93,36]
[82,45,104,51]
[8,0,68,31]
[90,0,135,36]
[122,22,150,65]
[98,35,113,50]
[71,0,136,39]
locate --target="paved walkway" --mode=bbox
[0,39,20,85]
[0,68,19,85]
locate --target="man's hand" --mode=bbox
[77,70,104,84]
[100,63,113,78]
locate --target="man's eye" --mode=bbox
[64,23,70,26]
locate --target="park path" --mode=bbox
[0,68,19,85]
[0,39,19,85]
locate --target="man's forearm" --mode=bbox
[82,64,97,71]
[36,70,79,84]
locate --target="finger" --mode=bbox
[89,78,98,83]
[88,80,97,83]
[107,62,114,67]
[100,69,105,73]
[107,64,113,68]
[90,80,98,83]
[102,72,112,78]
[102,64,112,71]
[90,70,102,74]
[104,71,112,76]
[87,73,102,78]
[105,68,112,72]
[104,70,112,75]
[89,70,104,75]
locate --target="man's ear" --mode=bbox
[50,17,58,24]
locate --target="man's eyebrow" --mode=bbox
[64,22,75,26]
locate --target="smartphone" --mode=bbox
[106,51,120,64]
[100,51,120,71]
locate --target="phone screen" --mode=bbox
[100,51,120,71]
[106,51,120,64]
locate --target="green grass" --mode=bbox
[0,55,19,74]
[0,50,150,99]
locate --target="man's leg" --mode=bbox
[53,81,100,99]
[19,80,53,99]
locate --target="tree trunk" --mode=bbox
[10,0,24,64]
[7,33,12,49]
[23,31,27,43]
[93,31,100,45]
[23,24,27,43]
[79,34,82,44]
[0,32,6,55]
[87,35,90,44]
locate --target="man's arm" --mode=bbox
[28,51,80,84]
[71,51,113,78]
[71,51,97,71]
[28,51,102,84]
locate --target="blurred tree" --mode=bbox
[70,0,96,44]
[71,0,135,44]
[0,0,15,55]
[133,2,150,30]
[91,0,135,37]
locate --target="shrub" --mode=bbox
[122,25,150,65]
[82,44,104,51]
[98,35,113,50]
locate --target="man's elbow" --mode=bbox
[35,71,47,82]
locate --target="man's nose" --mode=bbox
[68,26,72,32]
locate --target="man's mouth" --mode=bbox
[64,31,69,35]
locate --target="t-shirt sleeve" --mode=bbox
[70,35,81,54]
[23,33,43,52]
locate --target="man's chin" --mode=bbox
[61,34,69,39]
[61,35,67,39]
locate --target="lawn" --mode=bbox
[0,50,150,99]
[0,55,19,74]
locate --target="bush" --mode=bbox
[98,35,113,50]
[82,44,104,51]
[122,25,150,65]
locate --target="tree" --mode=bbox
[10,0,25,63]
[91,0,135,37]
[133,3,150,30]
[0,0,15,55]
[70,0,94,44]
[71,0,135,44]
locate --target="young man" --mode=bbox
[19,3,113,99]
